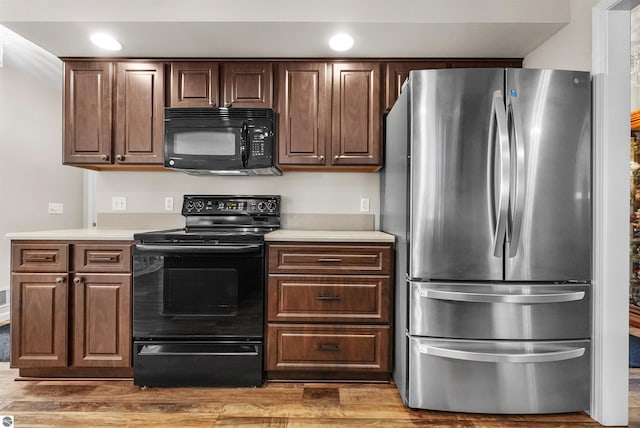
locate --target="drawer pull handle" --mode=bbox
[418,344,586,363]
[25,256,54,262]
[317,344,340,352]
[88,256,118,262]
[418,288,585,304]
[316,295,341,301]
[317,258,342,263]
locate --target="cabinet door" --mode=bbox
[72,274,132,368]
[276,62,329,166]
[384,61,448,111]
[63,61,113,164]
[331,62,382,166]
[222,62,273,108]
[114,62,164,164]
[169,61,219,107]
[11,273,68,368]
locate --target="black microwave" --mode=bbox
[163,107,281,176]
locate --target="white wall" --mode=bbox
[95,171,380,227]
[0,26,84,321]
[524,0,600,71]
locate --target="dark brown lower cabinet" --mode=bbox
[72,274,131,368]
[266,242,393,381]
[10,273,69,368]
[10,240,133,378]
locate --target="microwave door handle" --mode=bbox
[240,122,249,168]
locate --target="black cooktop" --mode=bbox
[134,195,281,244]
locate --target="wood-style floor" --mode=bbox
[0,363,637,427]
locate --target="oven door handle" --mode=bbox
[134,243,262,254]
[138,344,260,356]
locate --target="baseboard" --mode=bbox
[0,304,9,325]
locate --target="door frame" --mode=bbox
[592,0,638,425]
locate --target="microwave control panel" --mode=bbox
[249,126,272,158]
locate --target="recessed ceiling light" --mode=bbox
[329,34,354,52]
[90,33,122,51]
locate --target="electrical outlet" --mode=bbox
[360,198,370,212]
[112,196,127,211]
[164,196,174,211]
[48,202,64,214]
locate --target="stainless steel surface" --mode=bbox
[380,84,410,403]
[409,68,504,281]
[489,89,510,258]
[504,69,591,281]
[381,68,592,413]
[408,337,591,413]
[418,342,585,363]
[506,89,526,257]
[409,282,590,340]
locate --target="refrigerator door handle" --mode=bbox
[488,90,510,257]
[417,344,585,363]
[418,288,585,304]
[507,90,526,257]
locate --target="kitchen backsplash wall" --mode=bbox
[95,171,381,229]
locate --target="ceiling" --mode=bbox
[0,0,572,59]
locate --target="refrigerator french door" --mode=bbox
[381,68,592,414]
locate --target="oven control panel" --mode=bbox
[182,195,280,215]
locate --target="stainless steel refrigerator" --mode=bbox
[381,68,591,414]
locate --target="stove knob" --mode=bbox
[185,200,195,212]
[257,202,266,211]
[195,201,205,211]
[267,202,276,211]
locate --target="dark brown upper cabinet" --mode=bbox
[63,60,165,169]
[114,62,165,165]
[330,62,382,168]
[168,61,219,107]
[276,62,383,171]
[222,62,273,108]
[277,62,330,166]
[63,61,114,165]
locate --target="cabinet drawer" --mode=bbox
[267,275,390,323]
[268,243,392,274]
[73,243,132,273]
[266,324,389,372]
[408,337,590,413]
[12,243,69,273]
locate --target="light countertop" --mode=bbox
[264,229,395,243]
[6,228,395,243]
[5,228,146,241]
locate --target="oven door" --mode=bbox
[132,242,264,339]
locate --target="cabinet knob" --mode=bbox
[101,154,109,161]
[318,155,324,162]
[334,155,340,161]
[116,154,124,162]
[55,277,64,284]
[73,277,82,285]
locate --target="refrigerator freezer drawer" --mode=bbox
[409,282,590,340]
[407,337,590,413]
